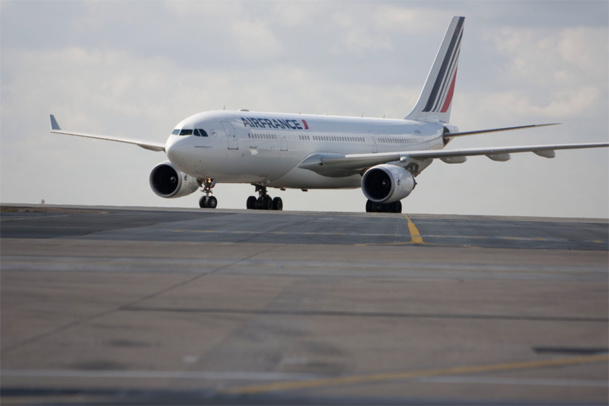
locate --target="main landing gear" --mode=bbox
[366,200,402,213]
[199,178,217,209]
[247,185,283,210]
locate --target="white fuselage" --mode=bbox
[165,110,449,189]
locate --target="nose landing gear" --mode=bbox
[199,178,217,209]
[247,184,283,210]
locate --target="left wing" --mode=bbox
[50,115,166,152]
[299,142,609,176]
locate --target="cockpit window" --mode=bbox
[194,129,209,137]
[179,129,193,136]
[172,129,180,135]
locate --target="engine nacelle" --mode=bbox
[149,162,198,198]
[361,164,416,203]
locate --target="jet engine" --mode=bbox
[149,162,198,198]
[361,164,416,203]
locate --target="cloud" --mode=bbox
[477,86,601,121]
[461,23,608,127]
[230,19,284,60]
[557,27,608,75]
[492,26,608,87]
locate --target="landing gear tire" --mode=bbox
[366,199,402,213]
[393,200,402,213]
[247,185,283,210]
[272,197,283,211]
[199,195,217,209]
[256,195,273,210]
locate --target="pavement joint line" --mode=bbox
[4,257,605,277]
[0,370,324,381]
[171,229,403,237]
[119,306,608,323]
[0,214,69,222]
[355,242,478,248]
[2,370,606,388]
[221,354,609,395]
[164,228,607,247]
[6,227,605,246]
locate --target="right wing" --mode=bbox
[445,123,559,138]
[299,141,609,177]
[50,114,166,152]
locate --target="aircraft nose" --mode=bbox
[166,137,193,171]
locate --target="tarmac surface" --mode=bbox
[1,204,608,405]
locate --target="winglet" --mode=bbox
[50,114,61,131]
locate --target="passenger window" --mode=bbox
[179,129,193,136]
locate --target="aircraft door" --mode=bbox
[221,121,239,150]
[369,131,378,153]
[280,134,288,151]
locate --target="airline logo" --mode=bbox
[241,117,309,130]
[423,16,464,114]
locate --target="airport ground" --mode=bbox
[1,205,607,405]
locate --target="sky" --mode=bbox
[1,0,608,218]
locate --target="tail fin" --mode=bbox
[405,16,465,123]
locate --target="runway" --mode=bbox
[1,205,607,250]
[1,205,608,405]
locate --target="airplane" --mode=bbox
[50,16,608,213]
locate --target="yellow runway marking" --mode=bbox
[223,354,609,395]
[404,214,424,244]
